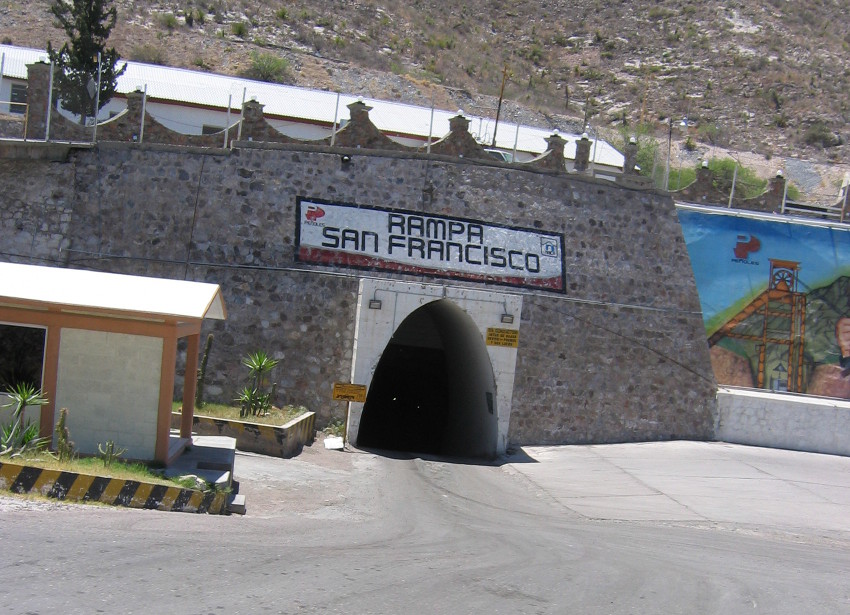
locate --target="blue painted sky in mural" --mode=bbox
[677,206,850,325]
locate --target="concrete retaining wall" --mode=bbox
[715,387,850,456]
[173,411,316,458]
[0,139,717,447]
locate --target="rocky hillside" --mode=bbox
[2,1,848,192]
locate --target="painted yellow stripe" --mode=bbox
[130,482,154,507]
[99,479,126,504]
[186,491,204,511]
[158,487,180,510]
[0,463,23,489]
[209,492,226,514]
[32,469,62,495]
[66,474,95,501]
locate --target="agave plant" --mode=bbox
[1,382,49,456]
[238,351,280,416]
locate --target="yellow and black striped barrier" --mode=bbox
[0,461,228,514]
[172,411,316,458]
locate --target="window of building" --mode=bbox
[9,83,27,115]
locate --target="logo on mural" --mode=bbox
[305,205,326,224]
[732,234,760,265]
[540,237,559,258]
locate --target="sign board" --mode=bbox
[486,327,519,348]
[332,383,367,403]
[296,197,565,292]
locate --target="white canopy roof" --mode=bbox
[0,262,226,321]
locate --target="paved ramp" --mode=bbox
[508,441,850,534]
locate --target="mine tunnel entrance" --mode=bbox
[356,299,499,459]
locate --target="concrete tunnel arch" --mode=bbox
[356,299,500,459]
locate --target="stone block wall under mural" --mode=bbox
[0,140,716,446]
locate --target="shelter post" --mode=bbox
[38,325,61,441]
[155,334,178,465]
[181,332,200,438]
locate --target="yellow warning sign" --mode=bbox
[486,327,519,348]
[332,383,368,402]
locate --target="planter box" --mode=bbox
[172,411,316,458]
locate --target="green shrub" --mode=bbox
[1,383,48,456]
[130,44,167,65]
[231,21,248,37]
[707,158,767,199]
[242,51,292,83]
[669,167,697,191]
[158,12,178,30]
[275,8,289,20]
[237,351,279,417]
[803,122,841,148]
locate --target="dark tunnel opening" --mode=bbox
[356,299,498,459]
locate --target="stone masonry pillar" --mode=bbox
[766,171,787,211]
[623,137,639,174]
[574,133,591,172]
[24,61,51,140]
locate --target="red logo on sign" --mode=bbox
[733,235,760,259]
[305,205,325,222]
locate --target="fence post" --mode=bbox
[224,93,231,148]
[426,96,434,153]
[512,123,520,161]
[92,52,102,143]
[0,53,5,113]
[139,84,147,143]
[727,162,738,208]
[330,92,340,146]
[236,87,246,141]
[45,62,54,141]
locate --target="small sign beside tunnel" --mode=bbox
[332,383,368,402]
[486,327,519,347]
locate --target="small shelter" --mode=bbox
[0,262,226,465]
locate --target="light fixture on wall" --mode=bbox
[368,291,382,310]
[341,154,352,164]
[500,301,514,324]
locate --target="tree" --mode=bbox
[46,0,126,124]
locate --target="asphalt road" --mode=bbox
[1,440,849,614]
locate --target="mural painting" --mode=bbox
[678,206,850,399]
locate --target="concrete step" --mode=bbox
[228,494,247,515]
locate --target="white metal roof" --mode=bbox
[0,262,226,321]
[0,44,624,168]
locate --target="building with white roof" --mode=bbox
[0,43,624,171]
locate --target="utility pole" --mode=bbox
[492,64,509,147]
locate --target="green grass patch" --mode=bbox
[174,402,307,426]
[0,453,187,487]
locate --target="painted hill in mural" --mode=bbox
[710,274,850,398]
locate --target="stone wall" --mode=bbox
[0,139,717,446]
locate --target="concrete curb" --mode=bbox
[0,460,228,514]
[172,411,316,458]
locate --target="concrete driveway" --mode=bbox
[507,440,850,536]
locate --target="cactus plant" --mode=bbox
[55,407,75,462]
[97,440,127,467]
